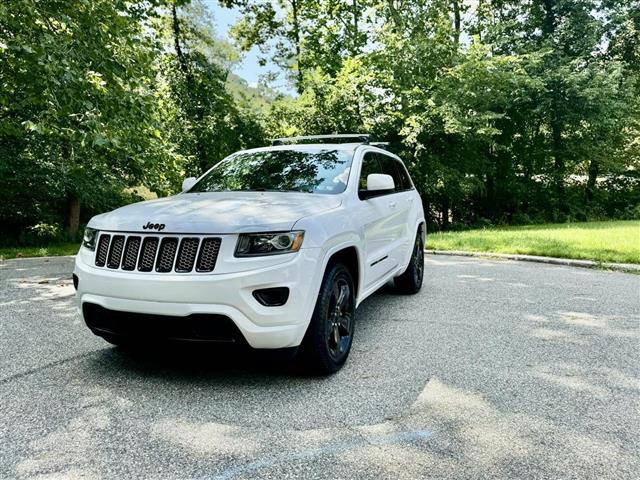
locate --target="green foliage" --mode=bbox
[0,0,267,242]
[158,1,266,176]
[0,0,183,238]
[1,0,638,243]
[249,0,640,230]
[426,220,640,264]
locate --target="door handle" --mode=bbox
[389,201,397,209]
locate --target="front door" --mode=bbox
[357,152,401,289]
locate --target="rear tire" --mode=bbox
[394,229,424,294]
[299,262,356,375]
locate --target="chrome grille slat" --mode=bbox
[95,233,221,274]
[107,235,125,269]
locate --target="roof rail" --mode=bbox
[272,134,370,146]
[370,142,389,150]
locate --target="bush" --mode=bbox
[25,223,61,244]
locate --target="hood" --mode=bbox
[89,191,342,234]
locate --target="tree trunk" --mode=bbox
[452,0,461,45]
[541,0,566,211]
[291,0,304,94]
[441,196,450,230]
[172,2,206,172]
[66,195,80,238]
[585,159,599,203]
[172,4,192,82]
[351,0,359,55]
[551,107,565,210]
[485,170,496,221]
[542,0,556,36]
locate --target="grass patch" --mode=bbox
[426,220,640,264]
[0,243,79,261]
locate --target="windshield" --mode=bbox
[188,148,353,195]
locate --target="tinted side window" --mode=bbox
[377,154,413,191]
[359,152,382,190]
[394,160,413,191]
[376,154,402,191]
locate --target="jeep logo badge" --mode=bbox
[142,222,165,231]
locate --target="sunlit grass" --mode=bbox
[426,220,640,264]
[0,243,79,261]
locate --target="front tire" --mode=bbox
[299,262,356,375]
[394,230,424,294]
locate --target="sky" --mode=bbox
[202,1,269,88]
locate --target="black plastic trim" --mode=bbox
[82,303,247,344]
[252,287,290,307]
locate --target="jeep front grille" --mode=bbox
[94,233,221,273]
[107,235,125,269]
[156,238,179,273]
[196,238,222,272]
[138,237,159,272]
[121,236,141,271]
[176,238,199,273]
[95,235,110,267]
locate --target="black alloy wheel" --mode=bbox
[325,277,354,362]
[394,229,424,294]
[300,262,356,374]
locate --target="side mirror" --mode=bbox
[182,177,197,192]
[360,174,395,199]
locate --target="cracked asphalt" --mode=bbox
[1,254,639,479]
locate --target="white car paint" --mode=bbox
[74,143,425,349]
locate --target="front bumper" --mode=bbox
[74,248,323,348]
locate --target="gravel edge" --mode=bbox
[425,249,640,273]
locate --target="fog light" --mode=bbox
[253,287,289,307]
[72,274,79,290]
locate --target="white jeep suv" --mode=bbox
[74,135,425,373]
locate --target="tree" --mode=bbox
[1,0,638,241]
[0,0,182,238]
[253,0,639,228]
[160,0,266,175]
[0,0,267,242]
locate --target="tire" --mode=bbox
[299,262,356,375]
[394,229,424,294]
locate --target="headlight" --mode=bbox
[235,231,304,257]
[82,227,99,251]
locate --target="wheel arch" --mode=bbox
[322,245,361,302]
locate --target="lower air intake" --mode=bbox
[83,303,246,344]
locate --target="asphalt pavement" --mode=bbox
[1,254,638,479]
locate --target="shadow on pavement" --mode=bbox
[84,282,399,382]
